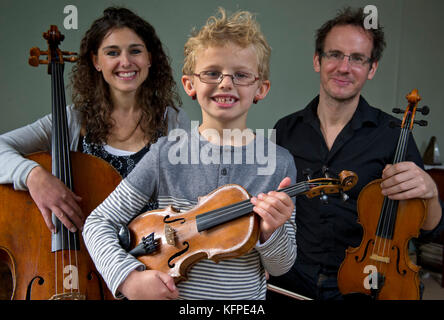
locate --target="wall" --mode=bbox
[0,0,442,154]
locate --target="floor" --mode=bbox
[421,268,444,300]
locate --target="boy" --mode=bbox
[83,7,296,300]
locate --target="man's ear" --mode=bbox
[367,60,379,80]
[181,75,196,98]
[313,52,321,73]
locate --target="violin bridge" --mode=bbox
[164,224,176,246]
[370,254,390,264]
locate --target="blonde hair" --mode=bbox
[182,7,271,80]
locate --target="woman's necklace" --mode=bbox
[112,116,143,143]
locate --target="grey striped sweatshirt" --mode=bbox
[83,126,297,299]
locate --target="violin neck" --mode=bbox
[195,181,309,232]
[375,108,413,240]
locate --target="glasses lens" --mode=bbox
[200,71,221,83]
[233,72,255,85]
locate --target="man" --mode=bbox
[268,7,444,300]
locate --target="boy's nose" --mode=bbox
[219,74,234,89]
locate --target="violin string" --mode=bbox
[374,120,410,285]
[172,183,310,240]
[195,183,309,229]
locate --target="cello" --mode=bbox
[119,170,357,284]
[337,89,430,300]
[0,26,121,300]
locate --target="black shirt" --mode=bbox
[273,95,442,272]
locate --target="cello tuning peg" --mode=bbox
[63,56,78,63]
[303,168,313,180]
[414,120,428,126]
[392,108,404,114]
[417,106,429,115]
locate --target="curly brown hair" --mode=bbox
[70,7,181,144]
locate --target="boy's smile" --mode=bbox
[182,42,270,132]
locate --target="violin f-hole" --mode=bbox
[392,245,407,276]
[168,242,190,268]
[355,239,374,263]
[164,215,186,224]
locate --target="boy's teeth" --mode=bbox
[215,97,235,103]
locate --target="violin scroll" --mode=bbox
[303,170,358,200]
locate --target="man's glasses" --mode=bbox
[321,51,372,67]
[193,71,259,86]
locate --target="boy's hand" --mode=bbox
[118,269,179,300]
[250,177,294,243]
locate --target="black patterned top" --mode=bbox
[81,134,158,211]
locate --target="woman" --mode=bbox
[0,7,189,233]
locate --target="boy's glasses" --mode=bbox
[320,51,372,67]
[193,71,259,86]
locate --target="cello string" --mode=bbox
[59,63,79,295]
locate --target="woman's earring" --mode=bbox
[253,98,258,104]
[192,95,197,100]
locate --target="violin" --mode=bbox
[119,170,357,283]
[0,26,121,300]
[337,89,430,300]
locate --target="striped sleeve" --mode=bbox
[82,180,151,298]
[255,209,297,276]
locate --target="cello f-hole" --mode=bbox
[26,276,45,300]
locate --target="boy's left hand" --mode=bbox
[250,177,294,243]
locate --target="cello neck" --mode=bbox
[50,61,72,188]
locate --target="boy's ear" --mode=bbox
[182,75,196,98]
[254,80,271,103]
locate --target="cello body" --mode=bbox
[0,152,121,300]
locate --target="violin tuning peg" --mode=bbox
[322,165,330,178]
[418,106,430,115]
[389,121,400,128]
[303,168,313,180]
[392,108,404,114]
[340,190,349,202]
[320,191,328,204]
[414,120,428,126]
